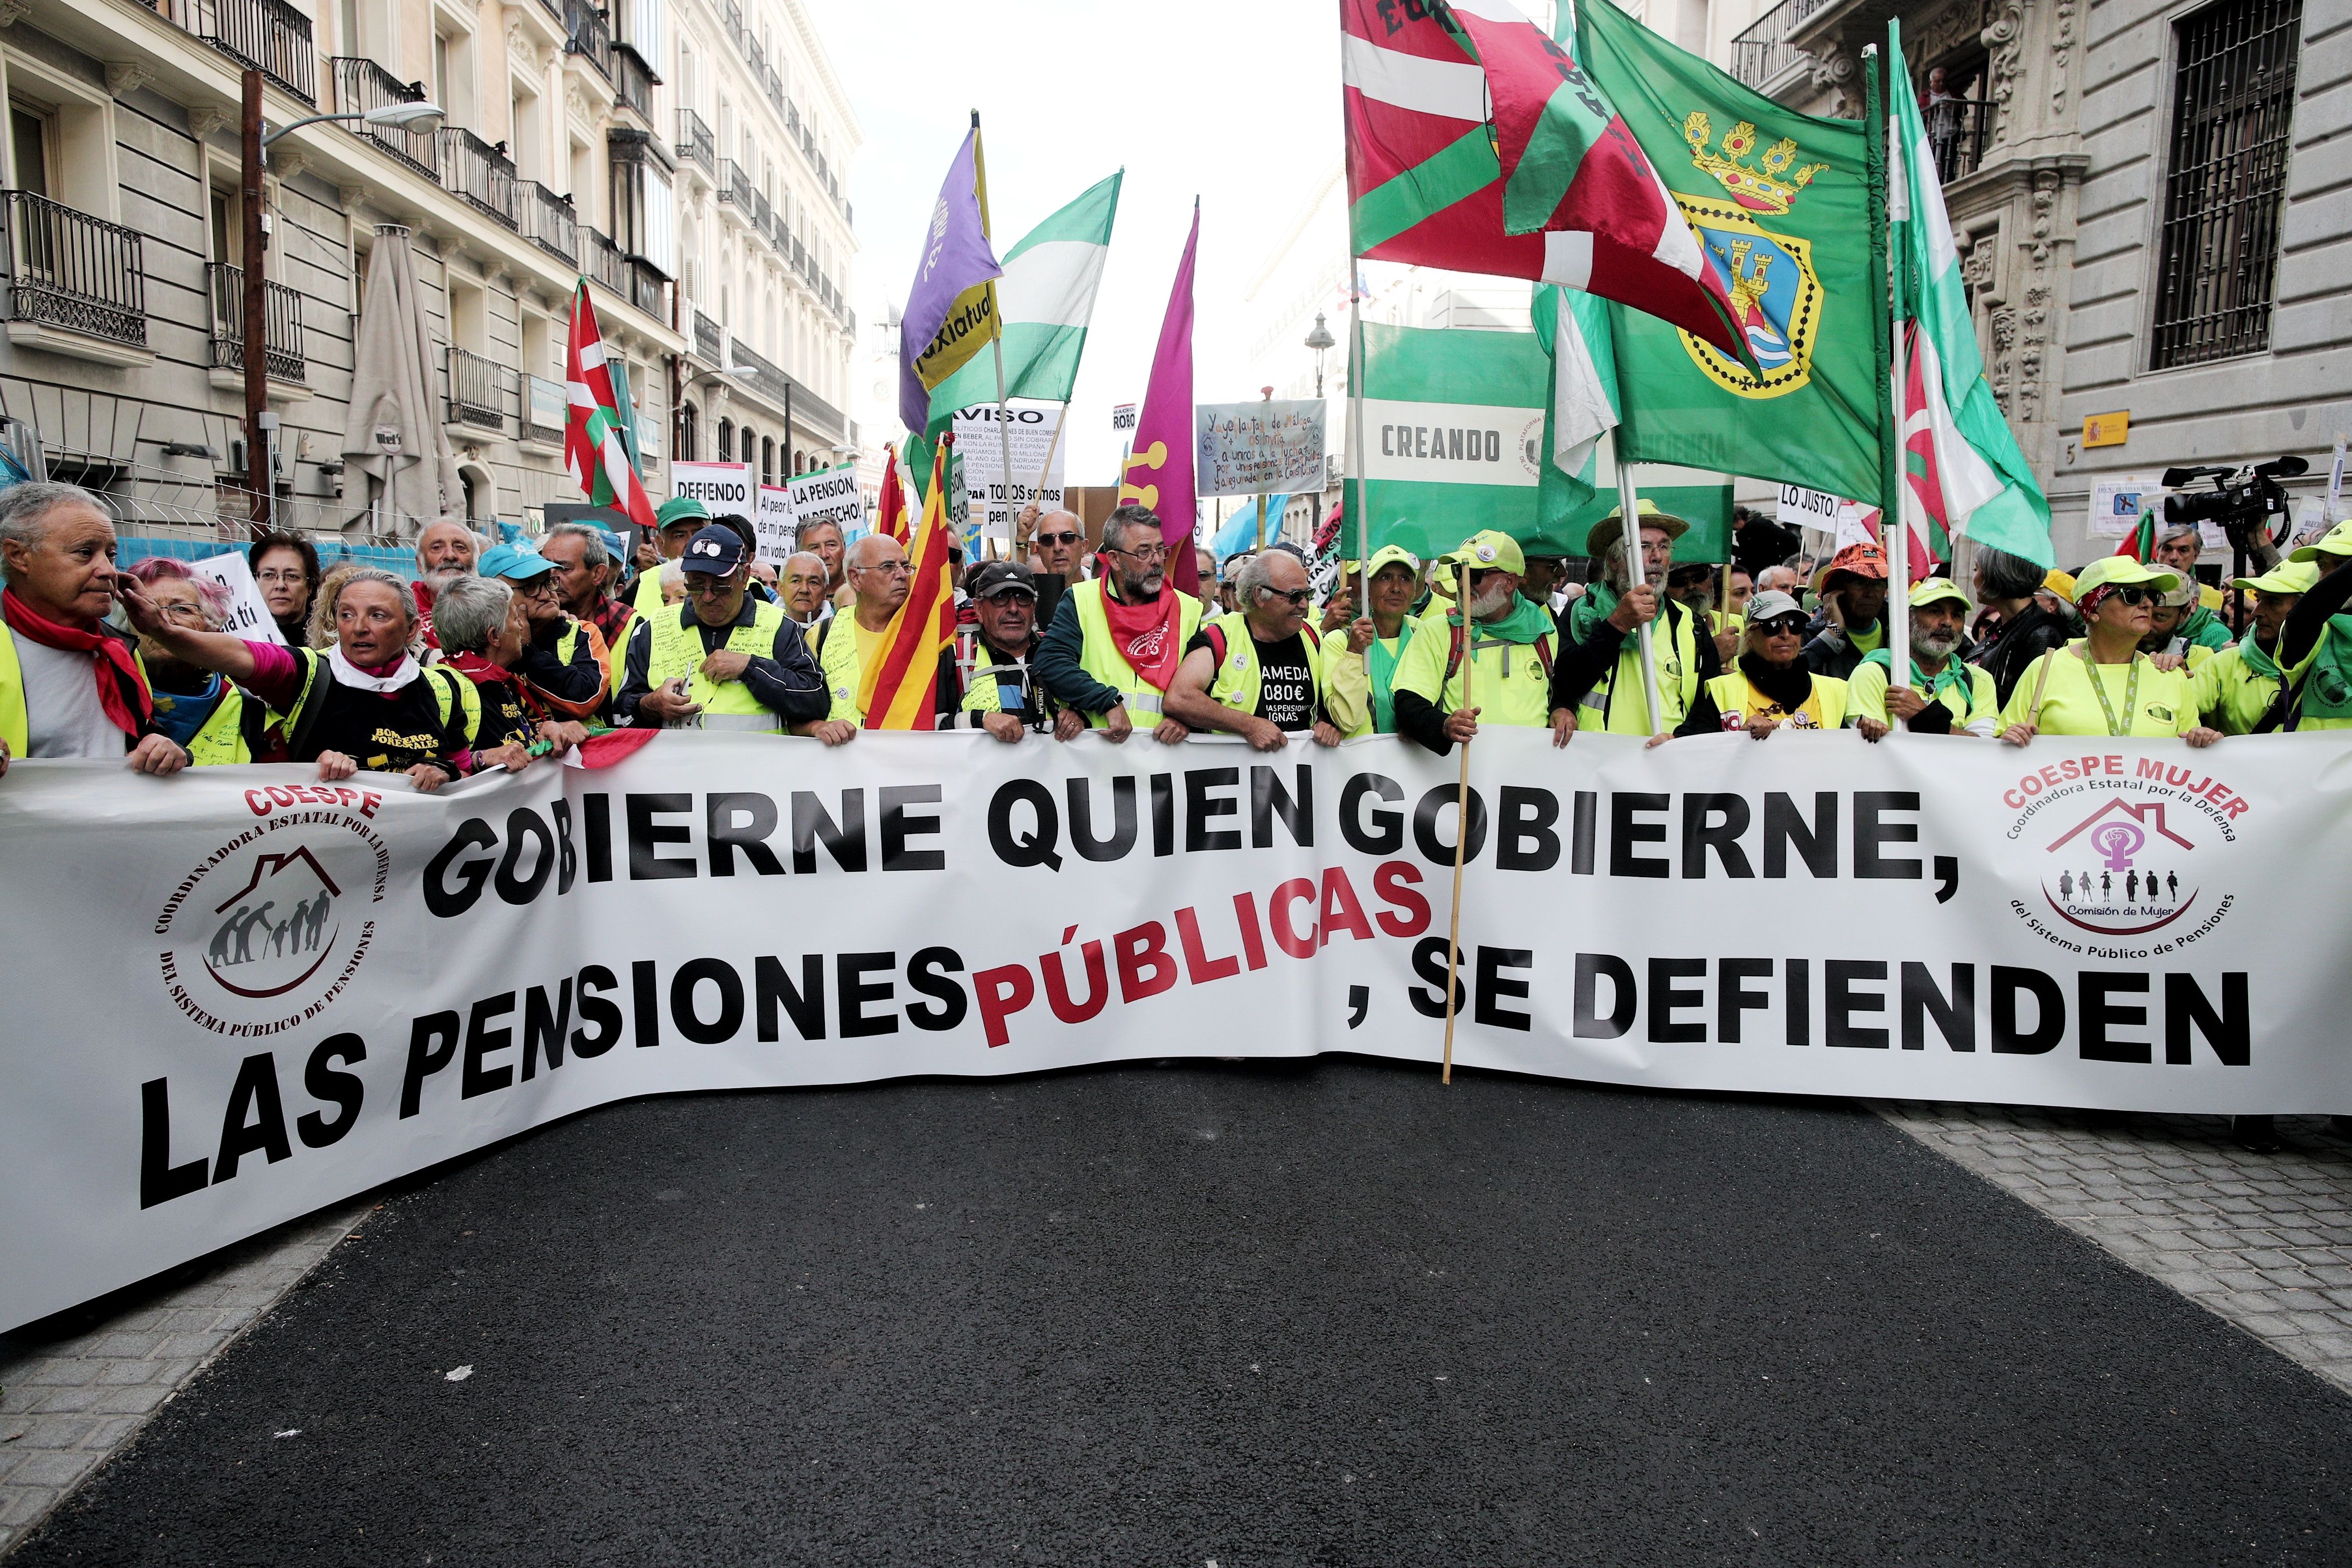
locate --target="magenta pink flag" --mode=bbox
[1117,201,1199,596]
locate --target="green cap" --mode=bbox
[1443,530,1525,577]
[656,495,712,531]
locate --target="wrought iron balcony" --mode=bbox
[1,191,146,350]
[614,44,656,117]
[676,108,714,171]
[445,346,505,429]
[206,261,303,381]
[522,373,566,445]
[716,158,751,209]
[564,0,612,80]
[440,129,517,229]
[180,0,317,103]
[586,227,666,320]
[519,181,577,264]
[332,59,437,178]
[1924,94,1993,184]
[1730,0,1829,90]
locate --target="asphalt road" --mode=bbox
[16,1057,2352,1566]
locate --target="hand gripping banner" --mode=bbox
[4,731,2346,1329]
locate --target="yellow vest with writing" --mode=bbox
[646,599,790,732]
[1703,670,1849,731]
[185,685,269,765]
[809,613,872,724]
[1069,578,1205,726]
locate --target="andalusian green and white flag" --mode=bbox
[925,171,1122,437]
[1342,322,1547,561]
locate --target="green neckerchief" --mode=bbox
[1567,580,1668,646]
[1454,592,1558,647]
[2180,605,2231,650]
[1367,618,1418,733]
[1859,647,1973,708]
[2298,617,2352,719]
[2237,625,2281,682]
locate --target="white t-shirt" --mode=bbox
[18,638,125,758]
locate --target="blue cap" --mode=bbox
[680,526,749,576]
[477,541,556,581]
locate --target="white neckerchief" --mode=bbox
[327,645,424,693]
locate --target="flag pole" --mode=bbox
[1868,39,1910,697]
[970,109,1019,559]
[1350,278,1368,590]
[1030,404,1068,526]
[1616,452,1665,736]
[1440,556,1474,1084]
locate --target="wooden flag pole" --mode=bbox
[1615,456,1667,735]
[1440,558,1474,1084]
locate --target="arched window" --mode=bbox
[740,425,756,465]
[760,436,774,487]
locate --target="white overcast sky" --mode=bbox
[804,0,1344,483]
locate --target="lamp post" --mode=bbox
[240,67,443,530]
[1304,311,1336,400]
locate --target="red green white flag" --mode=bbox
[564,281,656,532]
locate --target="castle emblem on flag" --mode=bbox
[1671,114,1830,401]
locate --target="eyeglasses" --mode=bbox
[1035,530,1082,548]
[517,577,562,599]
[157,600,211,624]
[1104,542,1171,562]
[858,560,912,577]
[254,568,307,586]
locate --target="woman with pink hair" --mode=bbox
[123,557,279,764]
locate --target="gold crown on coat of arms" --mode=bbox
[1683,114,1830,215]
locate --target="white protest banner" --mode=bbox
[4,730,2346,1332]
[951,404,1064,533]
[1776,484,1847,533]
[668,460,754,516]
[755,485,795,566]
[190,550,286,645]
[1196,400,1327,498]
[788,462,864,543]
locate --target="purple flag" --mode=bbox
[899,128,1003,435]
[1117,201,1199,595]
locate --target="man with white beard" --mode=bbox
[1847,578,1999,739]
[1390,530,1571,755]
[410,519,481,655]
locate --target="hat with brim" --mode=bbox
[2289,519,2352,563]
[1809,540,1892,595]
[1355,543,1422,582]
[476,542,556,582]
[680,525,749,577]
[1744,589,1804,626]
[1584,500,1690,563]
[2233,560,2322,595]
[1907,578,1971,614]
[2071,556,2181,600]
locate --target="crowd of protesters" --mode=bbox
[6,477,2352,793]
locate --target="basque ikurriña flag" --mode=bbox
[563,281,656,532]
[857,436,958,729]
[1340,0,1744,356]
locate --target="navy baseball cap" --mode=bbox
[680,526,749,576]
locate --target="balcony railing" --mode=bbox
[206,261,303,381]
[676,108,714,171]
[716,158,751,209]
[180,0,317,103]
[522,373,566,445]
[439,129,517,228]
[332,58,438,178]
[519,180,577,264]
[1730,0,1824,90]
[614,43,656,117]
[1924,94,1993,184]
[1,191,146,350]
[445,346,505,429]
[565,0,612,80]
[585,227,629,298]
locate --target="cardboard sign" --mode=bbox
[668,461,754,517]
[1195,400,1327,498]
[951,404,1065,534]
[788,463,864,544]
[1111,402,1137,433]
[755,485,795,566]
[189,550,286,645]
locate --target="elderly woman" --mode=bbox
[0,481,186,779]
[1650,589,1849,744]
[248,530,320,647]
[125,558,279,764]
[433,573,587,767]
[1324,544,1423,737]
[1998,557,2221,747]
[120,565,480,790]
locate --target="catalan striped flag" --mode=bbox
[856,436,957,729]
[564,281,656,531]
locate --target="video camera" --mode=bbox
[2161,454,2307,546]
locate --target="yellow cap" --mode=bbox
[1907,577,1971,613]
[2071,556,2181,600]
[2232,559,2322,595]
[2042,568,2078,603]
[1442,529,1525,576]
[2290,520,2352,563]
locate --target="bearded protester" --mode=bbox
[1653,590,1851,743]
[0,482,185,779]
[936,561,1078,741]
[1801,541,1892,679]
[127,558,279,764]
[1553,503,1714,736]
[2187,561,2319,734]
[410,518,480,653]
[1166,549,1346,751]
[538,523,635,682]
[1520,550,1572,617]
[431,575,587,771]
[120,566,477,790]
[1391,531,1569,754]
[1035,503,1205,743]
[1326,545,1423,737]
[1997,558,2222,748]
[781,550,833,627]
[1968,543,2075,705]
[807,533,917,736]
[248,530,319,646]
[1668,561,1741,667]
[476,541,608,723]
[618,526,830,740]
[1846,579,1999,740]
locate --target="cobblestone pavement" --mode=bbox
[1878,1105,2352,1395]
[0,1200,374,1555]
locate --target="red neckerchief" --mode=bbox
[410,580,443,650]
[2,586,153,736]
[1097,577,1183,690]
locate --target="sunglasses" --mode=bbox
[1257,586,1313,607]
[2109,586,2160,607]
[1035,530,1082,547]
[1756,615,1809,636]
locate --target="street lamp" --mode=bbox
[240,67,445,528]
[1304,311,1336,399]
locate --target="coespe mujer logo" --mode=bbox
[2000,753,2248,953]
[152,786,392,1038]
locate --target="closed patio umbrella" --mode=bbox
[340,225,460,536]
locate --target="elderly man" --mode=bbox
[478,541,608,721]
[538,523,633,685]
[0,482,186,778]
[1754,564,1799,598]
[410,519,480,652]
[1019,501,1088,581]
[806,533,914,733]
[2152,520,2246,624]
[617,526,830,740]
[1553,502,1713,736]
[1801,541,1892,679]
[938,561,1078,741]
[1657,589,1851,741]
[796,517,850,606]
[1392,530,1566,755]
[1167,549,1346,750]
[781,550,832,627]
[1847,579,1999,739]
[1035,503,1205,742]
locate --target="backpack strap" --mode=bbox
[1444,617,1466,682]
[1201,621,1229,672]
[236,686,271,758]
